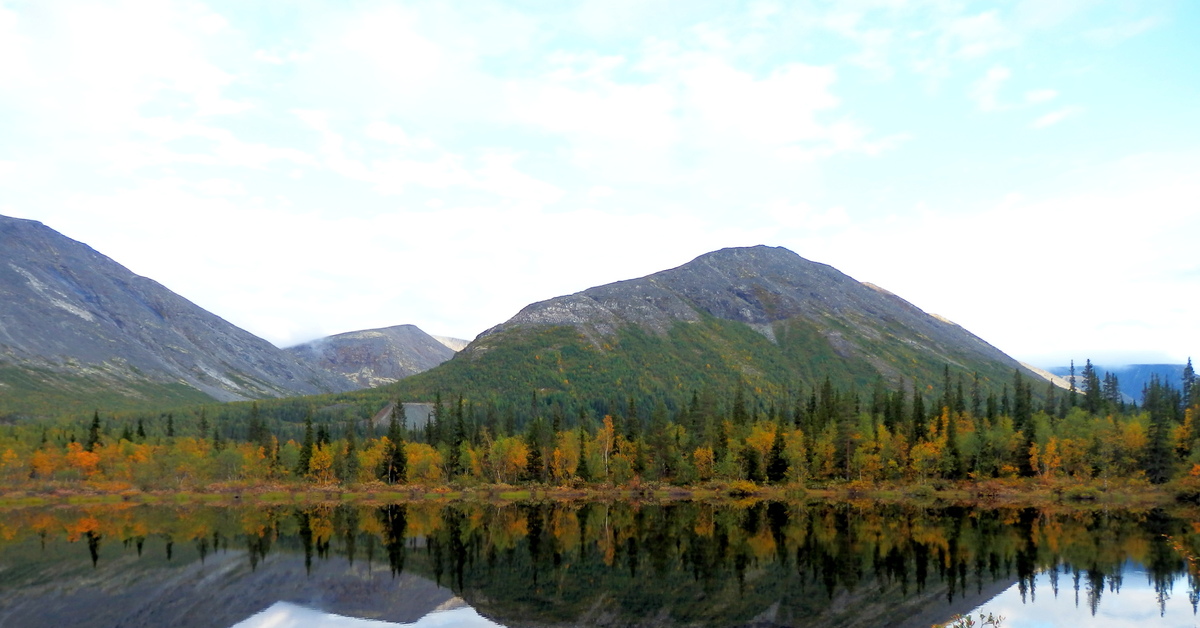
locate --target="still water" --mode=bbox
[0,500,1197,627]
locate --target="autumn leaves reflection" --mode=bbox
[3,501,1199,625]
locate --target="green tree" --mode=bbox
[1082,359,1101,415]
[766,425,788,483]
[297,409,315,476]
[1143,375,1177,484]
[343,421,360,484]
[1012,369,1035,476]
[576,426,591,481]
[525,416,545,482]
[1184,357,1196,410]
[86,410,101,452]
[381,408,407,484]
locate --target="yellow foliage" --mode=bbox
[692,447,715,481]
[307,443,336,485]
[487,437,527,484]
[405,442,444,484]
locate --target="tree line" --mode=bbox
[1,359,1197,491]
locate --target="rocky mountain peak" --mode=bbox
[466,244,1025,387]
[0,214,355,402]
[286,324,457,389]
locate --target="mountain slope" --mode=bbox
[0,214,355,412]
[286,324,457,388]
[388,245,1033,408]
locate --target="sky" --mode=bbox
[1,0,1197,368]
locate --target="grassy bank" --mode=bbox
[1,476,1194,512]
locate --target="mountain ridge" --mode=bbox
[390,245,1035,409]
[286,324,457,389]
[0,214,356,409]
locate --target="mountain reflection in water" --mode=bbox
[233,601,503,628]
[0,501,1197,627]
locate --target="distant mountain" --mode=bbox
[286,324,457,389]
[0,214,356,414]
[387,245,1036,409]
[1047,363,1187,404]
[432,335,470,352]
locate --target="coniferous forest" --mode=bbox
[2,360,1199,499]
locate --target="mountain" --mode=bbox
[387,245,1035,409]
[1047,363,1187,404]
[0,214,356,414]
[286,324,458,388]
[432,335,470,352]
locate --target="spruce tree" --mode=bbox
[742,446,764,483]
[766,425,788,483]
[381,409,407,484]
[1144,375,1175,484]
[297,410,315,476]
[431,392,446,446]
[732,385,749,427]
[86,411,101,452]
[576,427,591,481]
[944,408,963,479]
[1012,369,1035,477]
[344,421,360,484]
[449,395,466,478]
[1068,360,1077,405]
[910,385,926,443]
[1184,358,1196,410]
[525,416,545,482]
[1082,359,1101,415]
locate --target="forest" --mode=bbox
[1,360,1198,496]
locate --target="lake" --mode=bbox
[0,500,1197,627]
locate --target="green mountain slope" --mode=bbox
[0,364,213,419]
[382,246,1033,413]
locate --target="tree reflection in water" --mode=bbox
[2,501,1198,627]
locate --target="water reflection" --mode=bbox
[234,601,504,628]
[0,501,1197,627]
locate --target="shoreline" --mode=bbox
[0,477,1194,512]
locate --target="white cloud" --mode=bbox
[1085,16,1161,45]
[364,121,414,147]
[0,5,33,84]
[1,0,1189,366]
[785,153,1200,364]
[339,7,445,88]
[1031,106,1082,129]
[1014,0,1088,29]
[941,10,1020,58]
[766,201,850,231]
[1024,89,1058,104]
[970,66,1012,112]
